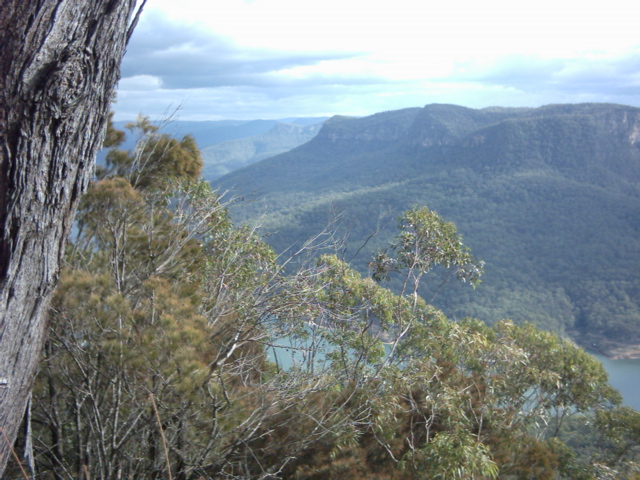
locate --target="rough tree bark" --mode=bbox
[0,0,143,474]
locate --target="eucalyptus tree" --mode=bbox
[279,208,621,479]
[25,121,628,478]
[30,120,366,479]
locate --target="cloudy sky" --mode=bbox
[115,0,640,121]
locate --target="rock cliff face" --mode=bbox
[213,103,640,349]
[405,104,511,147]
[610,109,640,145]
[313,103,640,153]
[316,109,421,144]
[217,103,640,195]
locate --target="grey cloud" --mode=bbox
[116,12,640,121]
[461,52,640,98]
[122,12,375,89]
[551,56,640,96]
[113,76,419,121]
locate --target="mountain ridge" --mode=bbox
[201,121,324,180]
[213,103,640,353]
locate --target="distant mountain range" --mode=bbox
[113,116,326,149]
[109,117,326,180]
[213,103,640,354]
[201,121,324,180]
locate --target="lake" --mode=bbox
[269,340,640,411]
[595,354,640,410]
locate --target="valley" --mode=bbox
[212,103,640,353]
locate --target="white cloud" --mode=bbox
[115,0,640,120]
[119,75,163,90]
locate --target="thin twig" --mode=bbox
[0,427,31,480]
[127,0,148,44]
[149,393,173,480]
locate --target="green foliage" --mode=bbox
[409,430,499,479]
[103,111,125,148]
[214,103,640,349]
[101,115,203,190]
[33,119,298,479]
[595,406,640,474]
[371,206,483,287]
[27,114,639,480]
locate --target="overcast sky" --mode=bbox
[115,0,640,121]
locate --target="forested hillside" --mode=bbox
[213,103,640,355]
[12,117,640,479]
[113,116,326,150]
[201,121,324,180]
[110,117,325,181]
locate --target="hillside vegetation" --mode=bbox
[213,103,640,354]
[13,116,640,479]
[201,121,324,180]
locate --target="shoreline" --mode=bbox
[604,346,640,360]
[583,342,640,360]
[570,331,640,360]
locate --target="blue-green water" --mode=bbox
[595,354,640,411]
[269,341,640,411]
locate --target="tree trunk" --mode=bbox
[0,0,142,474]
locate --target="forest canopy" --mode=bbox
[212,103,640,353]
[12,118,640,480]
